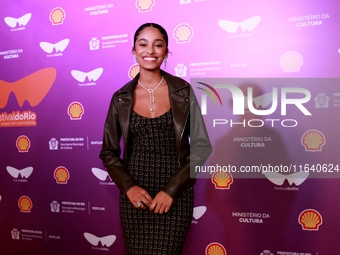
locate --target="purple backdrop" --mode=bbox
[1,0,340,254]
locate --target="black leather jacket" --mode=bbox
[99,70,212,199]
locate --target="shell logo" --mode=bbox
[54,166,70,184]
[128,64,140,80]
[68,102,84,120]
[279,51,303,73]
[211,171,233,189]
[16,135,31,152]
[136,0,155,12]
[205,242,227,255]
[301,129,326,152]
[50,7,66,25]
[173,23,194,44]
[18,196,33,213]
[298,209,323,231]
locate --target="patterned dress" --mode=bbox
[120,109,193,255]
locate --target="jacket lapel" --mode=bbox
[116,77,137,146]
[164,73,190,153]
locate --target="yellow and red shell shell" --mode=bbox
[16,135,30,152]
[18,196,33,212]
[211,171,233,189]
[54,166,70,184]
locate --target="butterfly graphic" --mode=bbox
[263,171,309,186]
[39,39,70,54]
[84,233,116,247]
[244,93,273,109]
[71,68,104,82]
[6,166,33,178]
[0,68,56,108]
[91,168,114,182]
[4,13,32,28]
[218,16,261,33]
[193,206,207,220]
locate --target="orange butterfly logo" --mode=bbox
[0,67,57,108]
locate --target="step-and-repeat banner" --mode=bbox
[1,0,339,254]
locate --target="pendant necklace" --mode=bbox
[138,76,164,111]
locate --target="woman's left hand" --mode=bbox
[150,191,173,214]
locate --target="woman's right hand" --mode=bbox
[126,185,153,209]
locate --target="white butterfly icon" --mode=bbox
[91,167,113,182]
[6,166,33,178]
[71,68,104,82]
[4,13,32,28]
[39,39,70,53]
[84,232,116,247]
[218,16,261,33]
[263,171,309,186]
[193,206,207,220]
[244,93,273,109]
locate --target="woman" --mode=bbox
[100,23,211,255]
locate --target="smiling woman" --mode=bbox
[99,23,212,255]
[132,24,170,117]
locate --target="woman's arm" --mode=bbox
[99,94,136,194]
[161,86,212,199]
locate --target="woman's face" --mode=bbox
[133,26,168,72]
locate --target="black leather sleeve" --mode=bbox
[162,86,212,199]
[99,93,136,194]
